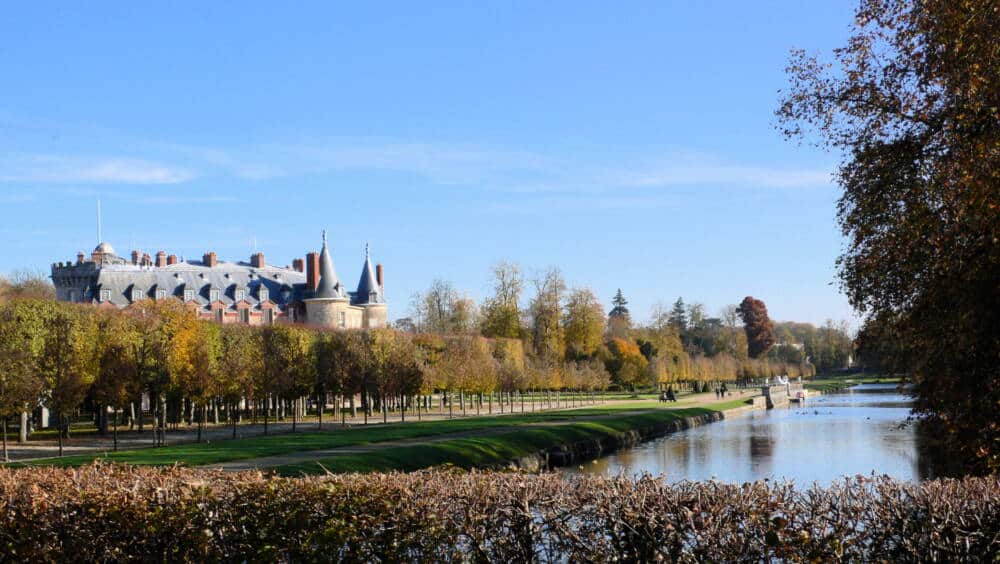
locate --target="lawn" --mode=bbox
[276,400,751,475]
[7,399,746,468]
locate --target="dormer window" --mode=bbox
[183,287,195,302]
[130,286,144,303]
[209,287,221,302]
[100,288,111,302]
[234,287,246,302]
[258,285,269,303]
[155,287,167,301]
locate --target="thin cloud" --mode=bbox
[0,154,196,184]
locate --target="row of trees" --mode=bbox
[406,264,821,391]
[0,298,613,460]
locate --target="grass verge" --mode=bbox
[276,399,751,476]
[6,400,738,468]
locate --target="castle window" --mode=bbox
[264,308,274,325]
[235,287,246,302]
[240,308,249,323]
[68,289,79,302]
[259,285,269,303]
[339,311,346,328]
[215,309,223,322]
[100,288,111,302]
[209,287,220,302]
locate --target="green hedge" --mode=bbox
[1,464,997,561]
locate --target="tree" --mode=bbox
[563,288,605,360]
[606,289,631,339]
[529,267,566,364]
[480,261,524,339]
[216,324,263,438]
[778,0,999,470]
[604,338,649,390]
[37,303,99,456]
[736,297,775,359]
[668,298,688,333]
[91,310,140,451]
[778,0,1000,470]
[0,270,55,302]
[0,301,45,461]
[410,280,478,334]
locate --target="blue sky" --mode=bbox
[0,1,857,328]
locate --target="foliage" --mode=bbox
[479,261,525,339]
[562,288,605,360]
[0,466,997,561]
[778,0,1000,470]
[604,338,648,390]
[409,279,478,334]
[737,296,776,359]
[528,267,566,364]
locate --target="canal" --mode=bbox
[565,384,946,484]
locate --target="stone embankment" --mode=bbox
[509,399,766,472]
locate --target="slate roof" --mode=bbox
[93,259,308,309]
[351,246,384,305]
[312,231,348,300]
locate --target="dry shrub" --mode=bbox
[0,464,997,562]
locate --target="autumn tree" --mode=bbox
[216,324,263,438]
[37,303,99,456]
[736,297,775,359]
[563,288,605,360]
[529,267,566,364]
[604,337,649,391]
[480,261,524,339]
[0,301,45,460]
[778,0,999,470]
[91,310,139,450]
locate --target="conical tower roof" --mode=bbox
[354,244,384,305]
[314,230,345,300]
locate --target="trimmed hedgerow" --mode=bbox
[0,464,997,561]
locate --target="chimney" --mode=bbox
[203,252,217,268]
[292,258,304,273]
[141,253,152,266]
[131,250,140,265]
[251,252,265,268]
[167,254,178,266]
[156,251,167,267]
[306,251,320,291]
[376,263,384,289]
[76,252,85,264]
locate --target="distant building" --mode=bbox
[50,231,387,329]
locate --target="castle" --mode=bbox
[50,231,388,329]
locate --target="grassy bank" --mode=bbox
[276,399,750,475]
[8,399,748,469]
[804,375,902,393]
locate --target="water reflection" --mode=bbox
[566,384,948,484]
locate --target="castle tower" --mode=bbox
[353,244,388,328]
[304,231,351,328]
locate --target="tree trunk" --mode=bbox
[318,393,324,431]
[292,397,298,432]
[382,392,387,424]
[197,403,203,443]
[57,415,64,457]
[113,409,119,452]
[264,395,270,436]
[18,412,28,443]
[2,417,8,463]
